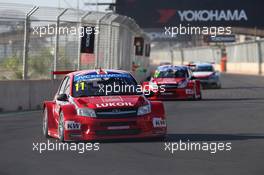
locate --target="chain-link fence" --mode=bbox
[0,3,150,80]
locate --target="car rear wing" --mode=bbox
[186,63,196,68]
[52,70,76,75]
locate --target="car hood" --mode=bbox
[73,95,146,109]
[193,72,214,78]
[153,78,185,85]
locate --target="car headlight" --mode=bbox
[77,108,96,118]
[209,73,217,79]
[178,80,188,88]
[137,104,151,116]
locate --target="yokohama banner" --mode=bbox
[116,0,264,28]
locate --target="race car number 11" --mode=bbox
[75,82,85,92]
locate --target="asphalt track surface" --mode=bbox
[0,74,264,175]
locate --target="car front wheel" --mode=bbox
[43,108,50,138]
[58,112,65,142]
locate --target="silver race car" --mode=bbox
[189,63,221,89]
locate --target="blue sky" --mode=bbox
[0,0,114,11]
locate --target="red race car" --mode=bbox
[142,65,202,100]
[43,69,167,141]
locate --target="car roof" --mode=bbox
[67,69,130,77]
[157,65,188,71]
[192,63,213,67]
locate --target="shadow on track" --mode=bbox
[220,87,264,90]
[165,133,264,142]
[65,133,264,144]
[201,98,264,102]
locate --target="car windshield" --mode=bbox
[72,73,140,97]
[155,69,187,78]
[195,65,214,72]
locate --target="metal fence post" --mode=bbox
[117,16,128,70]
[108,21,113,69]
[169,42,174,64]
[180,48,185,65]
[95,13,111,68]
[77,12,91,70]
[53,8,68,79]
[22,6,38,80]
[257,41,263,75]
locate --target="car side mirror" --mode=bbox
[144,91,155,98]
[145,76,152,81]
[57,94,68,101]
[190,76,196,80]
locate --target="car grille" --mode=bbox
[159,84,178,89]
[197,77,210,80]
[95,129,140,136]
[100,121,137,127]
[96,107,137,118]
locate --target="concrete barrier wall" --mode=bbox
[150,46,264,76]
[226,63,260,75]
[151,39,264,76]
[200,63,261,75]
[0,72,149,112]
[0,80,61,112]
[214,63,263,75]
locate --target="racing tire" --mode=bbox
[196,84,202,100]
[192,90,202,101]
[192,95,202,101]
[43,108,50,138]
[191,83,202,101]
[149,135,167,142]
[197,93,202,100]
[156,135,167,141]
[58,112,65,142]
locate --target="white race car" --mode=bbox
[188,63,221,89]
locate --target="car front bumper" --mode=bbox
[199,79,220,88]
[149,88,195,100]
[63,115,167,141]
